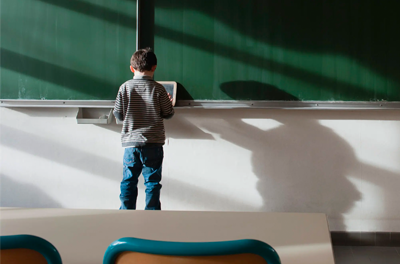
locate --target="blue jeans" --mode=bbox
[120,146,163,210]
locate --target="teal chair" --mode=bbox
[0,235,62,264]
[103,237,281,264]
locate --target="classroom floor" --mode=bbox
[333,246,400,264]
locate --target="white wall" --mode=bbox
[1,107,400,232]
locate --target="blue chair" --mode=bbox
[0,235,62,264]
[103,237,281,264]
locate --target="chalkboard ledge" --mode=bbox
[175,100,400,110]
[1,100,400,109]
[0,100,115,108]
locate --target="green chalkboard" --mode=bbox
[2,0,400,103]
[1,0,136,100]
[154,0,400,101]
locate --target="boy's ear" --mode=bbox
[151,65,157,72]
[130,65,135,73]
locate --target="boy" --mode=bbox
[113,48,174,210]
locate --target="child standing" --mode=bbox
[113,48,174,210]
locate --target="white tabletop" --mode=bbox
[0,208,334,264]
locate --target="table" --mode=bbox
[0,208,334,264]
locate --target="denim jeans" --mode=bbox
[120,146,163,210]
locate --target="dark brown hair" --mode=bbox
[130,47,157,72]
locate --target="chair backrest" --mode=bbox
[0,235,62,264]
[115,252,268,264]
[103,237,281,264]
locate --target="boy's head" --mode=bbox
[130,47,157,73]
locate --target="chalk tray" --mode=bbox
[76,108,113,124]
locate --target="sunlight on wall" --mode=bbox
[242,119,282,131]
[357,120,400,175]
[319,119,400,174]
[345,176,385,216]
[343,176,385,231]
[2,107,400,231]
[1,146,120,209]
[0,117,122,164]
[165,135,263,210]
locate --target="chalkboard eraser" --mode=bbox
[159,81,177,106]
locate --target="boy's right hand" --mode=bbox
[168,93,173,102]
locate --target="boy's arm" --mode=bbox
[159,86,174,119]
[113,88,124,121]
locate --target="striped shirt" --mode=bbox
[113,75,174,147]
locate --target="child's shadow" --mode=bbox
[196,81,364,230]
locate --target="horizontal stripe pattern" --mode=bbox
[113,76,174,147]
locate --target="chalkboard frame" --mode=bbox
[1,0,400,109]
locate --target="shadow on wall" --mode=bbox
[162,80,400,230]
[0,111,245,210]
[202,110,361,230]
[0,124,122,182]
[0,49,117,99]
[0,174,62,208]
[3,104,400,225]
[219,81,361,230]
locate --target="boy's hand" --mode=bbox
[168,93,173,102]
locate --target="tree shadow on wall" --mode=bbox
[156,0,400,88]
[220,81,299,101]
[27,0,400,101]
